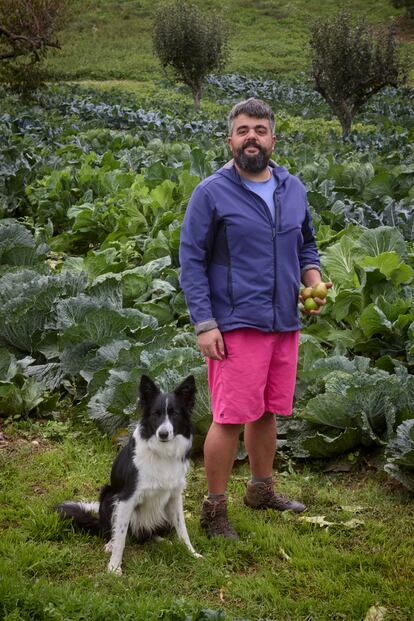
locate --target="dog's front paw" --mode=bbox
[104,541,113,553]
[192,551,203,559]
[107,563,122,576]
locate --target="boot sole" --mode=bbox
[244,497,307,513]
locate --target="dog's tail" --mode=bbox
[56,501,102,536]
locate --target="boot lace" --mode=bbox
[261,482,290,507]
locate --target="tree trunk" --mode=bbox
[192,85,202,113]
[339,114,352,138]
[332,102,353,138]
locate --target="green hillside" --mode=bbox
[46,0,414,81]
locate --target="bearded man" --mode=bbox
[179,98,329,539]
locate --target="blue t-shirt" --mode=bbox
[243,172,277,222]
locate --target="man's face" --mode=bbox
[227,114,275,174]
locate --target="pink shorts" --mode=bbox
[207,328,300,424]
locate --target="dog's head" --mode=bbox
[139,375,196,443]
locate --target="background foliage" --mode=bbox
[310,9,409,135]
[0,0,67,94]
[153,0,229,111]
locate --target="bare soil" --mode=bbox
[395,15,414,42]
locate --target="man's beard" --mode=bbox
[234,140,271,173]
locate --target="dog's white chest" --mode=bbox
[139,458,188,491]
[126,432,190,535]
[132,431,190,491]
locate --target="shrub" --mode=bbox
[153,0,229,112]
[0,0,67,95]
[309,9,409,136]
[391,0,414,18]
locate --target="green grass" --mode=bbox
[45,0,414,82]
[1,419,413,621]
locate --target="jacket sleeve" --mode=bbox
[299,198,321,277]
[179,184,217,327]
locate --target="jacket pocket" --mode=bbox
[209,262,234,318]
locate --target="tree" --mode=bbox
[0,0,67,94]
[309,10,409,137]
[153,0,229,112]
[391,0,414,18]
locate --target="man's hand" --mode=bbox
[299,281,333,315]
[197,328,225,360]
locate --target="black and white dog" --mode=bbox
[57,374,200,574]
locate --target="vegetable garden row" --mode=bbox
[1,76,413,489]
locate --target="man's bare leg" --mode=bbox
[244,411,276,478]
[200,421,241,539]
[203,422,241,493]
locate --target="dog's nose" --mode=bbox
[158,430,170,441]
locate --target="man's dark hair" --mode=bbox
[227,98,275,134]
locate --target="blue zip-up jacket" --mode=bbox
[179,160,320,334]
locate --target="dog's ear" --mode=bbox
[174,375,196,412]
[139,375,160,406]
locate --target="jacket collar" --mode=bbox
[220,159,289,186]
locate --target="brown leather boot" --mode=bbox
[200,497,239,540]
[244,480,306,513]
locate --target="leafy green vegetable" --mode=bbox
[1,82,413,471]
[384,419,414,490]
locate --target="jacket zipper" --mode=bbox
[224,223,235,311]
[273,192,280,331]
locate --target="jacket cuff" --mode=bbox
[301,264,321,278]
[195,319,218,335]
